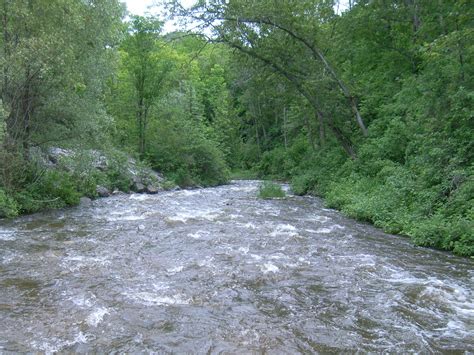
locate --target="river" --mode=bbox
[0,180,472,352]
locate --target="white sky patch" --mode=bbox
[122,0,196,32]
[122,0,351,33]
[335,0,351,14]
[122,0,154,16]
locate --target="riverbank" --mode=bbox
[235,159,472,258]
[0,148,171,218]
[293,169,472,258]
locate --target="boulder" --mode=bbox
[133,182,146,193]
[89,150,108,171]
[79,197,92,206]
[149,170,164,183]
[96,185,111,197]
[48,147,73,165]
[146,184,160,194]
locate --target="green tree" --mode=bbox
[165,0,473,255]
[114,15,179,158]
[0,0,124,156]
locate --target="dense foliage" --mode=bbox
[1,0,472,256]
[165,0,473,256]
[0,0,125,215]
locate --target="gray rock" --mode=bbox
[89,149,108,171]
[96,185,110,197]
[48,147,73,165]
[133,182,146,193]
[79,197,92,206]
[149,170,164,183]
[131,174,141,183]
[146,185,160,194]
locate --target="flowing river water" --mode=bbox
[0,180,473,353]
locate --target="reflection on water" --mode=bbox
[0,180,473,352]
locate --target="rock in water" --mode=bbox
[146,185,159,194]
[96,185,111,198]
[133,182,146,193]
[79,197,92,206]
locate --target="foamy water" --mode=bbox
[0,180,472,352]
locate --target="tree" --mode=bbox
[0,0,124,156]
[109,15,185,158]
[165,0,367,158]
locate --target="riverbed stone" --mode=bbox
[48,147,73,165]
[146,184,159,194]
[79,197,92,206]
[132,182,146,193]
[96,185,111,197]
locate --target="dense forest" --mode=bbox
[0,0,472,256]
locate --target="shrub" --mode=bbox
[161,179,178,191]
[291,172,319,196]
[230,169,259,180]
[14,169,81,214]
[60,151,106,197]
[148,119,229,187]
[257,147,290,179]
[103,150,134,192]
[258,181,286,199]
[0,189,19,218]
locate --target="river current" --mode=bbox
[0,180,472,353]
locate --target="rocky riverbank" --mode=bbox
[0,147,175,218]
[38,147,167,196]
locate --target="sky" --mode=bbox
[122,0,195,32]
[122,0,350,31]
[122,0,155,16]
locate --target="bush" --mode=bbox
[160,179,178,191]
[60,151,106,197]
[291,173,317,195]
[14,169,81,214]
[230,169,259,180]
[0,189,19,218]
[104,150,134,192]
[257,147,290,179]
[148,119,229,187]
[258,181,286,199]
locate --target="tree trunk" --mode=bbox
[223,38,357,159]
[304,115,315,150]
[220,16,368,136]
[283,107,288,150]
[254,115,261,153]
[316,110,325,147]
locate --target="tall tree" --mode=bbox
[114,15,179,158]
[165,0,367,158]
[0,0,124,156]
